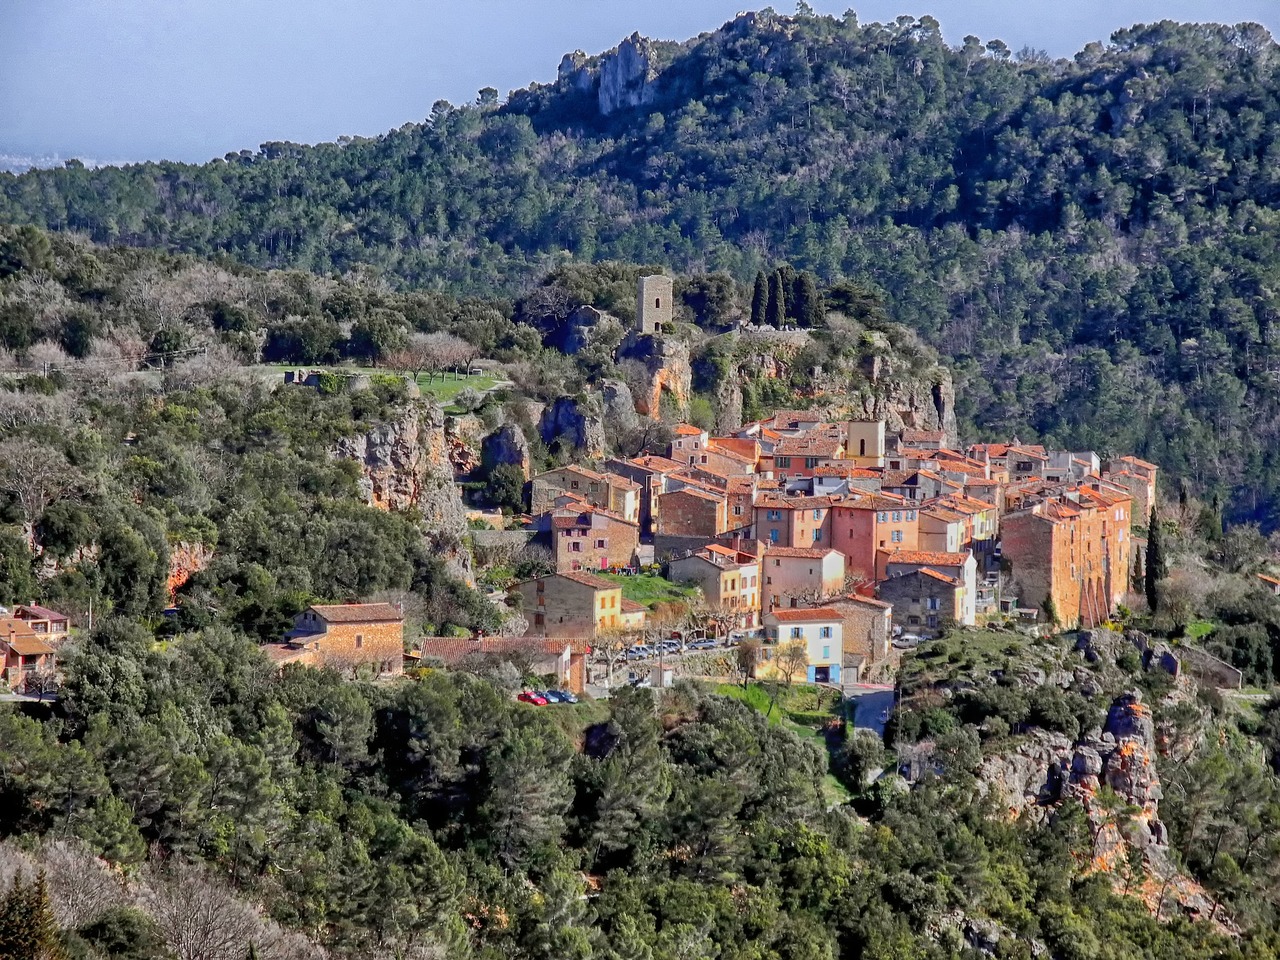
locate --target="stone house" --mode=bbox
[878,569,967,636]
[879,550,977,625]
[604,454,685,537]
[0,618,57,693]
[269,602,405,676]
[1102,455,1158,520]
[822,594,893,679]
[657,484,728,540]
[668,544,762,630]
[548,500,640,572]
[761,546,846,610]
[516,571,624,638]
[1001,483,1132,629]
[764,433,846,481]
[530,465,640,523]
[761,608,844,684]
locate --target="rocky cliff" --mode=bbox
[332,400,470,574]
[557,33,662,116]
[617,331,691,419]
[538,395,607,459]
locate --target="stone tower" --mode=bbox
[635,274,673,335]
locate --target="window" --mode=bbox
[776,456,791,469]
[767,509,782,521]
[927,615,938,629]
[773,559,781,567]
[700,455,708,464]
[927,597,939,611]
[859,439,866,456]
[908,615,920,625]
[655,297,661,308]
[769,529,779,543]
[819,626,832,639]
[791,627,803,638]
[812,508,821,520]
[572,541,582,552]
[892,511,902,522]
[534,613,545,626]
[813,529,822,542]
[907,510,916,520]
[822,645,830,660]
[355,634,364,649]
[805,457,818,469]
[734,505,743,515]
[571,480,579,489]
[891,530,903,543]
[595,538,607,548]
[877,511,888,522]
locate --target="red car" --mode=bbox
[517,691,548,706]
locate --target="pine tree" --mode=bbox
[1145,505,1164,612]
[765,271,786,328]
[750,271,768,326]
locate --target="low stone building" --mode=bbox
[530,464,640,522]
[547,499,639,573]
[515,571,624,639]
[823,594,893,680]
[266,602,405,676]
[668,544,762,630]
[878,569,966,636]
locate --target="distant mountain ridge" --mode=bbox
[2,9,1280,523]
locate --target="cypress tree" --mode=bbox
[1132,547,1144,594]
[793,271,823,328]
[765,271,786,328]
[1145,505,1164,612]
[750,271,768,326]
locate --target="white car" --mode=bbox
[892,633,924,649]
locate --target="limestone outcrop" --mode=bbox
[481,423,532,479]
[332,400,470,572]
[617,331,691,419]
[538,395,607,459]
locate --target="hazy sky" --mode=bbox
[2,0,1276,164]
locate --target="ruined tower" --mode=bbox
[635,274,673,336]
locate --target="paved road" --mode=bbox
[844,683,895,738]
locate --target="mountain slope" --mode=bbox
[3,10,1280,521]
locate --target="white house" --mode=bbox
[762,607,844,684]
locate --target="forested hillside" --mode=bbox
[3,11,1280,522]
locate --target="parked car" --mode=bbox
[548,689,578,704]
[517,691,548,705]
[892,633,924,649]
[541,689,567,703]
[687,639,718,651]
[657,639,681,654]
[628,644,654,660]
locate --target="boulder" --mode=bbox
[538,395,607,459]
[602,380,640,436]
[481,423,532,479]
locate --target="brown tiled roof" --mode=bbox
[901,430,945,443]
[841,594,892,609]
[1118,455,1158,471]
[599,472,641,490]
[882,551,970,567]
[15,604,68,623]
[767,607,842,622]
[556,571,617,590]
[311,603,404,623]
[708,437,759,460]
[774,436,842,457]
[625,455,685,473]
[674,423,706,436]
[261,643,315,664]
[620,599,647,614]
[766,546,839,559]
[5,635,55,656]
[914,568,963,586]
[662,485,723,503]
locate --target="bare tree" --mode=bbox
[35,839,125,929]
[139,860,267,960]
[774,639,809,688]
[0,437,75,530]
[592,627,634,689]
[736,639,762,687]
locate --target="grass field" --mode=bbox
[255,364,500,410]
[597,573,701,609]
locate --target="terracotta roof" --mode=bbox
[835,493,910,511]
[555,571,617,591]
[774,436,842,457]
[901,430,945,443]
[620,599,648,614]
[914,568,963,587]
[624,455,685,473]
[882,550,971,568]
[599,472,641,490]
[814,464,881,478]
[15,604,68,623]
[766,546,840,560]
[311,603,403,623]
[766,607,843,622]
[1118,455,1159,471]
[674,423,706,436]
[261,643,314,664]
[708,437,759,461]
[704,543,757,562]
[5,635,55,656]
[835,594,892,609]
[1257,574,1280,587]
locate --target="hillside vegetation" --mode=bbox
[3,11,1280,523]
